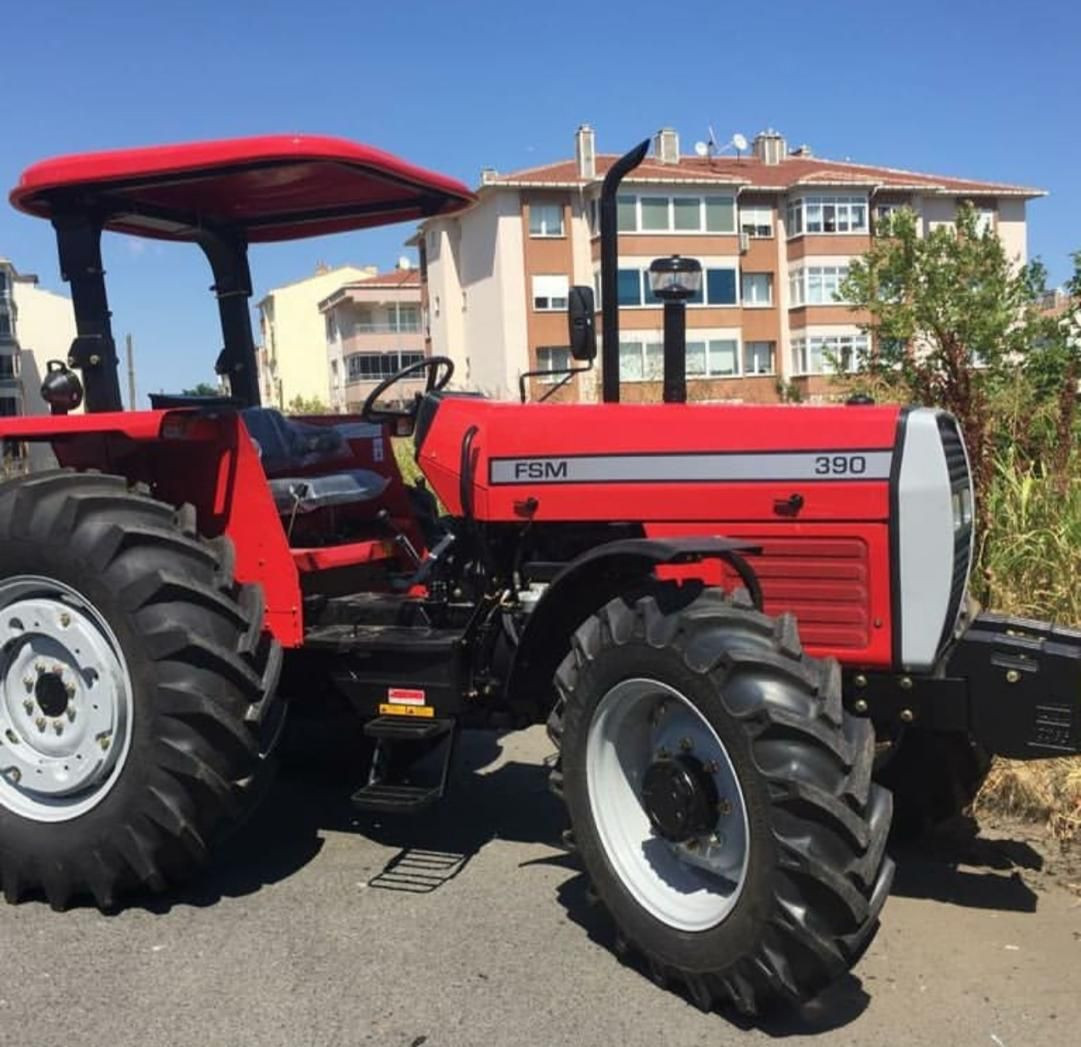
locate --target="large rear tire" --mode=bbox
[0,472,283,909]
[550,588,893,1015]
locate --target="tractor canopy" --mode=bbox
[9,134,475,241]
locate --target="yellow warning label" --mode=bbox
[379,703,435,718]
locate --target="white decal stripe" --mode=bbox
[489,451,892,485]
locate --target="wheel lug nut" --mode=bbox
[705,759,719,773]
[657,747,670,759]
[680,737,693,752]
[52,721,63,736]
[23,677,34,692]
[35,717,46,732]
[59,612,71,628]
[65,683,76,698]
[66,707,76,722]
[35,662,46,675]
[3,767,21,784]
[98,735,111,751]
[22,699,34,715]
[717,798,732,816]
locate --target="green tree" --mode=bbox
[285,394,330,416]
[839,203,1048,494]
[180,382,221,397]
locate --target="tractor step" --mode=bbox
[350,781,444,814]
[364,715,455,742]
[352,715,458,815]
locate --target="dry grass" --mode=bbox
[973,452,1081,841]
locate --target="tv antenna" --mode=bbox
[692,129,748,164]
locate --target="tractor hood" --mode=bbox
[10,134,475,242]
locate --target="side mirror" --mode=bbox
[567,286,596,362]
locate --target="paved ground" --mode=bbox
[1,725,1078,1047]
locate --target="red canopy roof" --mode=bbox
[9,134,475,242]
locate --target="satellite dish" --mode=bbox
[732,133,749,152]
[694,141,709,158]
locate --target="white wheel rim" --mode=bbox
[585,678,750,932]
[0,576,134,822]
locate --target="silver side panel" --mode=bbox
[897,408,953,670]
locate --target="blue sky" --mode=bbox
[1,0,1077,402]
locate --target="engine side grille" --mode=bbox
[937,414,973,653]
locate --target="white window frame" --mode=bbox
[529,201,565,238]
[532,274,570,312]
[618,328,742,381]
[739,204,774,238]
[786,194,869,238]
[537,346,572,382]
[788,263,852,307]
[614,192,737,235]
[743,341,776,375]
[790,333,868,376]
[740,272,773,307]
[616,257,741,309]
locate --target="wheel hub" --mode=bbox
[641,754,719,842]
[0,577,132,822]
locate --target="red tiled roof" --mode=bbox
[344,267,420,289]
[481,153,1043,197]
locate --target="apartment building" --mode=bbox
[418,126,1043,403]
[0,257,77,418]
[256,263,377,409]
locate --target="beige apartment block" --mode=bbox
[319,262,424,414]
[1,258,77,417]
[256,263,377,409]
[416,126,1044,404]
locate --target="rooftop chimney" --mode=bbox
[575,124,596,179]
[653,127,680,165]
[480,167,499,185]
[396,256,412,270]
[753,129,787,166]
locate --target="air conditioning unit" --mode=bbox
[739,231,750,253]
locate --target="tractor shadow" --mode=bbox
[887,816,1044,914]
[156,723,568,910]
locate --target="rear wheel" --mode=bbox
[550,588,893,1015]
[0,472,283,909]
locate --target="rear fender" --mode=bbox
[504,537,760,723]
[1,409,302,646]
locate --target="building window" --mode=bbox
[532,274,569,311]
[537,347,572,381]
[0,311,11,338]
[739,204,773,238]
[325,313,338,343]
[0,271,7,294]
[791,334,867,375]
[788,265,851,307]
[0,396,18,416]
[619,339,664,381]
[617,264,737,307]
[396,304,421,330]
[529,202,564,237]
[687,338,740,377]
[0,355,17,379]
[744,341,775,375]
[345,351,425,381]
[741,272,773,307]
[974,208,995,236]
[613,194,737,234]
[786,195,868,237]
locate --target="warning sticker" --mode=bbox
[379,703,435,719]
[387,688,426,706]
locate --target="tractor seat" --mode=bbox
[240,406,353,473]
[268,471,390,515]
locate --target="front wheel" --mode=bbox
[551,589,893,1015]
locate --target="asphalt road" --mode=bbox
[1,725,1078,1047]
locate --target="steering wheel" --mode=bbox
[360,356,455,426]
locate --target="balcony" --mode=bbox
[352,321,421,334]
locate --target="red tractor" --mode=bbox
[1,134,1077,1017]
